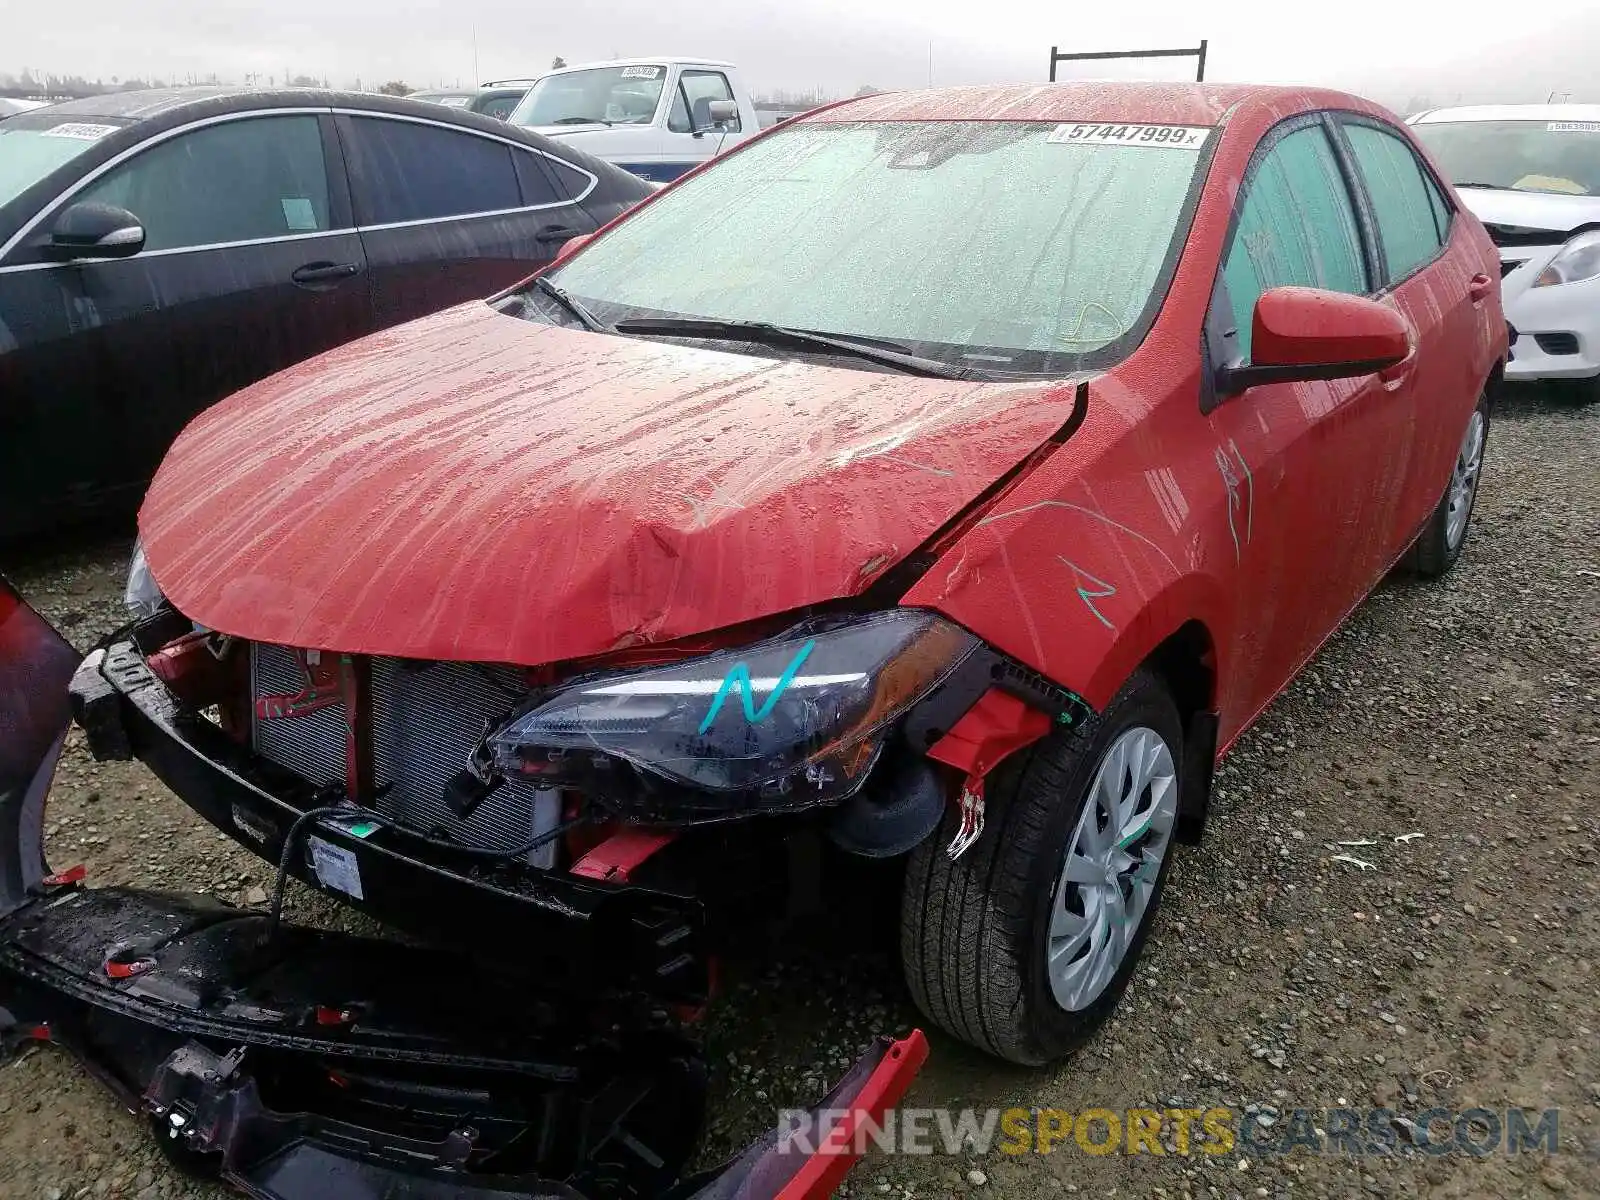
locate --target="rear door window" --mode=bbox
[341,116,521,224]
[1220,122,1369,360]
[1343,122,1446,282]
[76,114,335,251]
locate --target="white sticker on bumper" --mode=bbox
[308,836,363,899]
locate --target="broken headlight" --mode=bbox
[124,539,165,618]
[488,610,978,814]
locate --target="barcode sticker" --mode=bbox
[1548,121,1600,133]
[42,122,119,140]
[1047,123,1209,149]
[620,65,663,79]
[308,836,363,899]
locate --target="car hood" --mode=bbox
[1455,186,1600,237]
[528,122,615,138]
[139,302,1083,667]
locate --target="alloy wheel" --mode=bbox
[1047,726,1177,1011]
[1445,408,1486,551]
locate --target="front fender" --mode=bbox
[903,492,1229,713]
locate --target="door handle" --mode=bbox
[1468,272,1495,304]
[291,262,359,285]
[534,225,584,243]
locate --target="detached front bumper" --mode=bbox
[70,635,707,999]
[0,577,930,1200]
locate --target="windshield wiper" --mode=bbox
[1452,182,1506,189]
[551,115,611,126]
[533,276,613,333]
[611,316,972,380]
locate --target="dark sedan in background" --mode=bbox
[408,85,532,120]
[0,87,652,539]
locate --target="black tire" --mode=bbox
[1405,391,1490,579]
[899,670,1182,1065]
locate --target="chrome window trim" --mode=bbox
[0,107,332,261]
[0,227,355,274]
[0,105,598,267]
[331,107,599,208]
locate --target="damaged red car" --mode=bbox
[5,80,1506,1198]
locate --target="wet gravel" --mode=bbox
[1,386,1596,1200]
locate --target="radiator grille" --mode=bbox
[251,644,559,866]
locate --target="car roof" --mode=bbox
[807,81,1378,127]
[23,86,549,132]
[539,56,736,76]
[1411,103,1600,124]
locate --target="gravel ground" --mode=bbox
[1,386,1596,1200]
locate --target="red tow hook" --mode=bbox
[42,864,87,887]
[104,957,156,980]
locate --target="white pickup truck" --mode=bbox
[502,57,760,184]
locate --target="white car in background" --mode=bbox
[1411,105,1600,402]
[506,57,759,184]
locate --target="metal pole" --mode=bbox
[1195,39,1208,82]
[1049,45,1058,84]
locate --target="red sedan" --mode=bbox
[89,83,1504,1071]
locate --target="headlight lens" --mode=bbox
[489,609,978,813]
[1534,230,1600,287]
[124,539,164,617]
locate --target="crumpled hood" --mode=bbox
[140,303,1081,666]
[1456,187,1600,237]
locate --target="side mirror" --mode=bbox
[1217,286,1409,397]
[707,99,737,127]
[553,232,593,263]
[50,202,145,260]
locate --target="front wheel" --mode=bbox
[900,670,1182,1065]
[1405,392,1489,578]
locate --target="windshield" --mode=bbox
[510,66,667,127]
[533,119,1209,375]
[1412,119,1600,196]
[0,118,122,208]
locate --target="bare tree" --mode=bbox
[377,80,412,96]
[551,56,567,70]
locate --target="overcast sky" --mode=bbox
[7,0,1598,107]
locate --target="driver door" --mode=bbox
[658,68,744,183]
[1202,115,1409,743]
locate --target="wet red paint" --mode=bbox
[902,85,1506,751]
[139,302,1080,666]
[140,83,1506,760]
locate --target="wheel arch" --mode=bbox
[1078,584,1225,846]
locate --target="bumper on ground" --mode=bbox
[0,576,931,1200]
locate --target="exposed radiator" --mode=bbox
[251,644,559,867]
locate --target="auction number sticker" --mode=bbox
[308,836,364,899]
[1048,123,1210,149]
[620,65,663,79]
[41,122,119,141]
[1548,121,1600,133]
